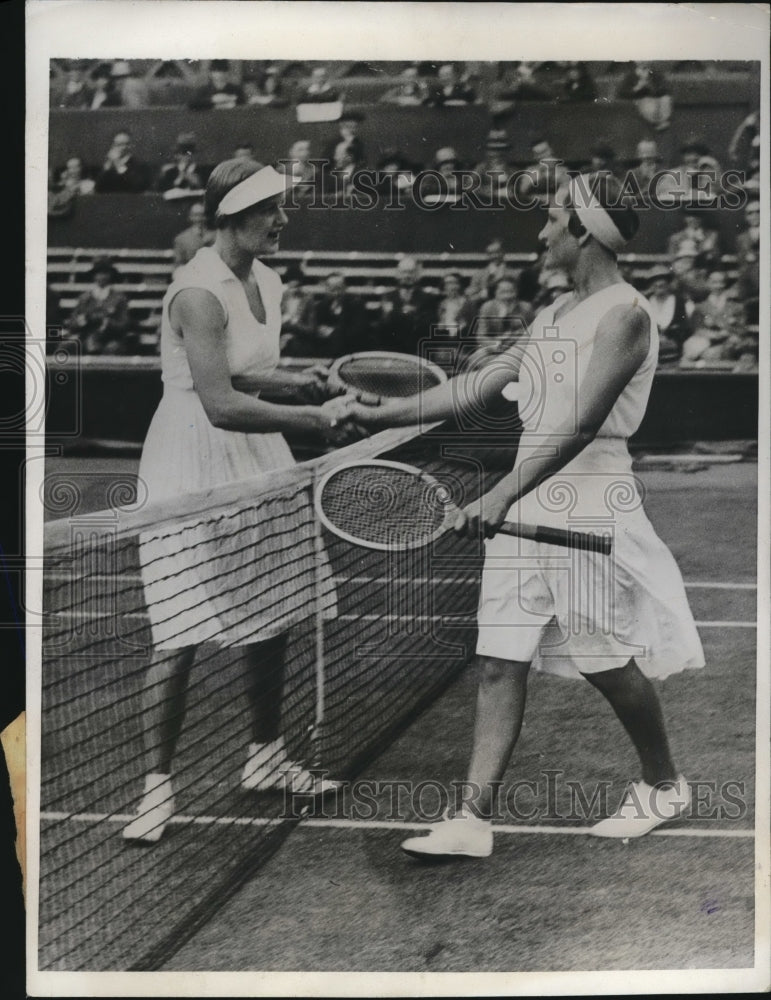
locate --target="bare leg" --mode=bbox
[243,635,287,745]
[581,658,678,785]
[140,646,196,775]
[464,655,531,817]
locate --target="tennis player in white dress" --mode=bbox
[124,159,357,843]
[350,173,705,857]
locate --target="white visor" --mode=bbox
[567,176,628,254]
[215,166,294,217]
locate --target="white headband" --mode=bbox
[567,177,628,254]
[216,165,292,217]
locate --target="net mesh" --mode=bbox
[319,463,453,548]
[335,356,445,398]
[37,426,510,972]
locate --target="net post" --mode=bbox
[310,470,326,771]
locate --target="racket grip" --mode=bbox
[354,390,382,406]
[498,521,612,555]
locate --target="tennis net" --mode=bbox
[37,422,517,971]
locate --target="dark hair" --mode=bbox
[443,271,464,287]
[204,158,265,229]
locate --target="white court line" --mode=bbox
[40,610,758,628]
[42,574,758,590]
[40,810,753,840]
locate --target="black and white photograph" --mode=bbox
[24,2,769,995]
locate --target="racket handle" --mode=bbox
[353,390,382,406]
[498,520,612,555]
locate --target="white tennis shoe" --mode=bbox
[122,773,175,844]
[401,811,493,859]
[589,775,691,838]
[241,740,340,795]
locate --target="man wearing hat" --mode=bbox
[467,239,508,304]
[474,130,514,200]
[110,60,150,109]
[630,138,664,196]
[425,63,476,107]
[65,257,132,355]
[322,112,366,170]
[667,207,720,261]
[189,60,244,110]
[157,133,206,195]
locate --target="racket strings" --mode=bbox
[336,357,444,398]
[319,466,452,546]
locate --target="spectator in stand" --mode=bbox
[475,130,515,200]
[278,264,319,356]
[314,272,370,356]
[588,141,620,178]
[436,272,475,338]
[374,257,438,354]
[232,143,255,163]
[490,62,553,114]
[281,139,317,200]
[172,202,215,269]
[380,66,430,106]
[88,64,122,109]
[616,60,672,131]
[657,140,720,206]
[735,199,760,320]
[296,65,341,104]
[681,272,749,366]
[425,63,476,107]
[471,273,532,360]
[420,146,464,204]
[189,60,244,110]
[243,67,288,107]
[57,156,96,196]
[157,133,206,196]
[670,243,710,309]
[66,256,133,354]
[94,131,150,193]
[322,143,360,200]
[667,208,720,262]
[47,167,76,219]
[374,150,419,200]
[467,239,508,304]
[645,265,691,365]
[58,65,90,108]
[727,108,760,175]
[630,138,664,198]
[560,61,597,101]
[322,113,366,170]
[110,60,151,109]
[517,136,570,203]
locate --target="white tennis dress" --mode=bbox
[138,247,330,649]
[477,281,705,679]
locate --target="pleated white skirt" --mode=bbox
[137,387,335,649]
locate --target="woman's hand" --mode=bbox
[291,366,332,404]
[317,395,369,445]
[453,485,513,540]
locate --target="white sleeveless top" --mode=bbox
[160,246,283,390]
[509,281,659,527]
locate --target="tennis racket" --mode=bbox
[315,459,612,554]
[327,351,448,405]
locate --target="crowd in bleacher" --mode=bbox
[46,59,760,372]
